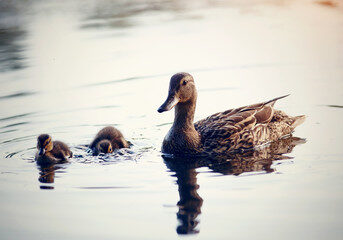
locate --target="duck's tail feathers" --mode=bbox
[265,94,290,107]
[291,115,306,129]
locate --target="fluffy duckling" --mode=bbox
[35,134,73,165]
[90,126,129,155]
[158,72,305,156]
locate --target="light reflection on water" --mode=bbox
[0,0,343,239]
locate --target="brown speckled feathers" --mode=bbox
[48,141,73,160]
[194,95,305,154]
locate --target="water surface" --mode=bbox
[1,0,343,239]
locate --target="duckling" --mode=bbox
[90,126,129,155]
[35,134,73,165]
[158,72,305,156]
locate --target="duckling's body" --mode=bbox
[35,134,73,165]
[158,72,305,156]
[90,126,129,154]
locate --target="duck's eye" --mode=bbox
[182,80,187,85]
[43,139,50,147]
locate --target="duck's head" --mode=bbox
[158,72,196,113]
[97,140,113,154]
[37,134,53,156]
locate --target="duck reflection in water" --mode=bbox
[166,162,203,235]
[163,136,305,235]
[37,164,65,190]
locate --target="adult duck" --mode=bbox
[157,72,305,156]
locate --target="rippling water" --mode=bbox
[1,0,343,239]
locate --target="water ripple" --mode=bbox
[70,144,149,165]
[327,104,343,108]
[0,91,37,100]
[0,121,30,130]
[80,73,166,88]
[76,186,133,190]
[0,112,36,122]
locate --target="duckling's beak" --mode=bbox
[38,148,45,156]
[158,94,179,113]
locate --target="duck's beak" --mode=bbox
[38,148,45,156]
[158,94,179,113]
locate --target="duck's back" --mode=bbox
[50,141,73,159]
[90,126,129,149]
[35,141,72,165]
[194,95,305,154]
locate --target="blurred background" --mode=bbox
[0,0,342,239]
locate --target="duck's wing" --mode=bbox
[194,95,289,140]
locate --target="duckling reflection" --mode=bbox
[163,136,305,235]
[37,164,64,190]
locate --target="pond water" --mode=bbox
[1,0,343,239]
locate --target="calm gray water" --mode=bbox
[1,0,343,239]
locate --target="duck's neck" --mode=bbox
[173,97,197,131]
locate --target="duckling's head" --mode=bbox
[158,72,196,113]
[37,134,53,156]
[97,140,113,154]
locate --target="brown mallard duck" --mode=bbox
[90,126,129,155]
[157,72,305,156]
[35,134,73,165]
